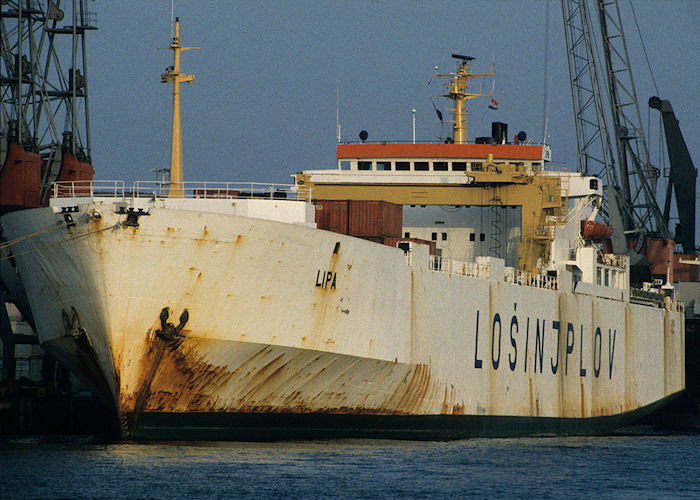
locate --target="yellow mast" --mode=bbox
[433,54,494,144]
[161,17,198,198]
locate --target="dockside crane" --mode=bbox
[562,0,697,283]
[0,0,96,385]
[649,96,697,255]
[0,0,96,208]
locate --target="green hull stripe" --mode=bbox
[124,392,681,441]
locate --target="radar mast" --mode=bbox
[161,17,198,198]
[433,54,494,144]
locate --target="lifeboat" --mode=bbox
[581,220,614,241]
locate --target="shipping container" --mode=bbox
[348,200,402,238]
[315,200,403,238]
[314,200,349,234]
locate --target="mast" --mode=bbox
[161,17,197,198]
[433,54,494,144]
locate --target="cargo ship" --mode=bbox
[0,33,684,439]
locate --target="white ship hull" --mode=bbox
[1,198,685,439]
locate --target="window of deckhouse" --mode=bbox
[434,161,448,171]
[451,162,466,171]
[358,161,372,171]
[415,161,429,171]
[396,161,410,171]
[377,161,392,171]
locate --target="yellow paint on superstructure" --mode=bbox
[297,159,566,272]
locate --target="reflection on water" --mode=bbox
[1,433,699,498]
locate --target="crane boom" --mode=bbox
[649,96,697,253]
[562,0,672,261]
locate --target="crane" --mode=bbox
[649,96,697,254]
[561,0,696,281]
[0,0,97,385]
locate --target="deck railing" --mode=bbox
[51,180,312,202]
[429,255,558,291]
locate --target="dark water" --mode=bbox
[1,431,699,498]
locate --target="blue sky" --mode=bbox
[87,0,699,210]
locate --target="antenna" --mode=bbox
[541,0,550,148]
[171,0,175,39]
[336,77,341,143]
[411,109,416,144]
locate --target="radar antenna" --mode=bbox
[160,17,198,198]
[432,54,494,144]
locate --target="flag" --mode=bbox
[488,98,499,110]
[432,100,443,123]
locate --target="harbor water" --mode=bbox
[2,431,699,498]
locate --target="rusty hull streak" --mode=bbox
[130,339,167,417]
[309,242,342,350]
[118,332,465,418]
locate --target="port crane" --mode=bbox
[0,0,96,382]
[0,0,96,205]
[561,0,697,278]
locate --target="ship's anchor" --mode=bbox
[155,307,189,343]
[62,306,86,338]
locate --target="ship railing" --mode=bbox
[429,256,491,279]
[429,255,558,290]
[505,268,558,290]
[50,181,313,202]
[630,287,684,312]
[52,180,126,199]
[130,181,313,202]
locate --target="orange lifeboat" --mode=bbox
[581,220,614,241]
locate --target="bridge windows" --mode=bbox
[341,159,536,173]
[414,161,429,171]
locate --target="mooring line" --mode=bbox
[0,223,120,262]
[0,221,64,250]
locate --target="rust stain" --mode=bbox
[119,308,189,415]
[128,339,167,416]
[119,331,462,418]
[393,363,432,414]
[440,385,453,413]
[138,339,239,412]
[439,385,466,415]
